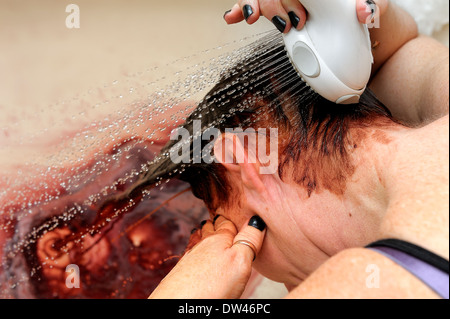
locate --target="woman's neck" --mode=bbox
[290,120,407,257]
[268,117,448,284]
[318,116,449,256]
[375,115,449,258]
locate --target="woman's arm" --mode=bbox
[285,248,441,298]
[368,2,449,126]
[370,34,449,126]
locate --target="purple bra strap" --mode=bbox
[368,246,449,299]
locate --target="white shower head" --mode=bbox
[283,0,373,104]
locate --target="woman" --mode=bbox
[149,0,449,298]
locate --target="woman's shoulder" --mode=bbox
[286,247,441,299]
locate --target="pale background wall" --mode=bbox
[0,0,447,123]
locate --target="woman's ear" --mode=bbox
[213,133,265,193]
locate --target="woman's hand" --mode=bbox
[149,215,267,299]
[224,0,388,33]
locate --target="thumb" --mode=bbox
[356,0,388,24]
[232,215,267,262]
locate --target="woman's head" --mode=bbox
[131,32,397,285]
[136,32,393,209]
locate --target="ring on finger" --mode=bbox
[233,240,258,261]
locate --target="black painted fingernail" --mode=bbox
[213,214,221,223]
[288,12,300,29]
[191,228,197,234]
[248,215,266,231]
[272,16,287,33]
[366,0,377,18]
[200,220,207,226]
[223,9,231,20]
[242,4,253,21]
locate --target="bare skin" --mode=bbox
[150,0,449,299]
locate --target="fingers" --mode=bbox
[198,220,213,238]
[199,215,238,240]
[280,0,307,30]
[214,215,239,237]
[259,0,290,33]
[224,0,307,32]
[239,0,261,25]
[224,3,245,24]
[224,1,261,25]
[184,227,202,253]
[356,0,389,25]
[184,219,216,253]
[192,214,266,262]
[231,215,266,262]
[225,0,389,32]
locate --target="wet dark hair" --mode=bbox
[127,33,394,210]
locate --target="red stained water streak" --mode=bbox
[0,103,208,299]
